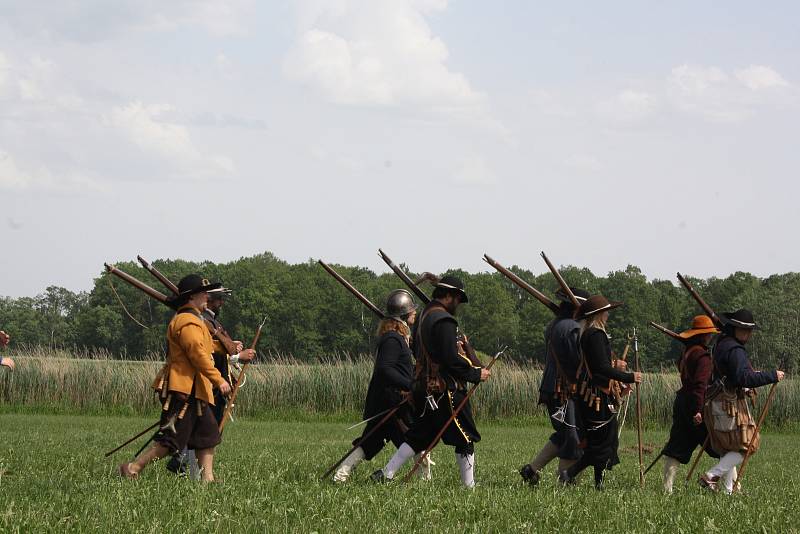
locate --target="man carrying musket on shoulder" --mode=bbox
[0,330,14,370]
[371,275,491,488]
[699,309,784,494]
[519,287,590,486]
[334,290,423,482]
[119,274,233,482]
[166,285,255,476]
[660,315,720,493]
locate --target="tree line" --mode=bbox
[1,251,797,371]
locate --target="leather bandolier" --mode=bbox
[576,330,626,414]
[704,340,760,455]
[412,302,481,400]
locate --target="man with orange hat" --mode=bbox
[0,330,14,370]
[660,315,720,493]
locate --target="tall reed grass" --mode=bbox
[1,348,796,427]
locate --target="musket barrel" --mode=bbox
[318,260,385,319]
[137,255,179,295]
[540,251,580,310]
[483,254,559,314]
[648,321,683,342]
[105,263,170,304]
[676,272,724,328]
[377,249,431,304]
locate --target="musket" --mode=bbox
[649,321,683,342]
[105,263,173,307]
[321,397,411,480]
[633,328,645,487]
[103,420,160,458]
[377,249,431,305]
[403,347,506,482]
[676,273,724,328]
[219,315,267,432]
[319,260,385,319]
[482,254,559,314]
[137,255,179,294]
[734,381,779,490]
[643,451,664,476]
[541,251,580,311]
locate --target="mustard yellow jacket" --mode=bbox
[164,306,225,404]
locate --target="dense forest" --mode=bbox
[1,252,797,371]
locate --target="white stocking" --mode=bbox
[663,456,679,494]
[456,452,475,488]
[383,442,416,479]
[333,447,365,482]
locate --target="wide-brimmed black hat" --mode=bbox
[175,274,222,298]
[207,285,232,300]
[721,309,760,330]
[578,294,623,319]
[435,275,469,303]
[555,287,591,304]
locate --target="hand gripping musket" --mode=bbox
[319,260,385,319]
[734,380,779,490]
[649,321,683,342]
[633,328,645,487]
[676,273,724,329]
[402,347,506,482]
[540,251,580,313]
[219,315,267,432]
[482,254,559,314]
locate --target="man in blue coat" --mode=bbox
[700,309,784,494]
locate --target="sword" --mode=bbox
[346,407,395,431]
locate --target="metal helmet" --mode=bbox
[386,289,416,319]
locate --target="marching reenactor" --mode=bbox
[167,286,255,476]
[660,315,720,493]
[559,295,642,490]
[0,330,14,370]
[334,290,420,482]
[699,309,784,494]
[371,275,491,488]
[119,274,232,482]
[519,287,590,486]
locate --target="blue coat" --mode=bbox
[713,335,777,388]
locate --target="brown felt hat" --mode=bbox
[578,295,623,319]
[679,315,720,339]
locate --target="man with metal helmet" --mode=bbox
[334,289,421,482]
[372,275,491,488]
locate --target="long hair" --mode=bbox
[581,313,607,335]
[376,317,411,341]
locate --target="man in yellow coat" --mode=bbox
[120,274,232,482]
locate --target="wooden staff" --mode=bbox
[685,435,709,483]
[321,398,410,480]
[734,381,779,490]
[633,328,644,487]
[218,315,267,431]
[402,348,505,482]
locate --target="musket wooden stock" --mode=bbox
[219,317,267,432]
[482,254,559,314]
[541,251,580,311]
[403,349,504,482]
[319,260,385,319]
[734,381,779,489]
[676,272,724,328]
[137,255,179,294]
[378,249,431,304]
[649,321,683,342]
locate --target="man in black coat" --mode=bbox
[519,288,589,486]
[371,275,491,487]
[333,290,418,482]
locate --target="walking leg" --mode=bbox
[663,456,680,494]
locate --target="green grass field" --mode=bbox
[0,414,797,533]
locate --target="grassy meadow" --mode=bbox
[0,413,798,533]
[2,348,798,428]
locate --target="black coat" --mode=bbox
[362,331,414,419]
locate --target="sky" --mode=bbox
[1,1,798,298]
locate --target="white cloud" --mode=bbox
[735,65,789,91]
[451,155,497,186]
[595,89,658,123]
[107,101,235,176]
[0,150,105,192]
[285,0,485,118]
[667,64,754,122]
